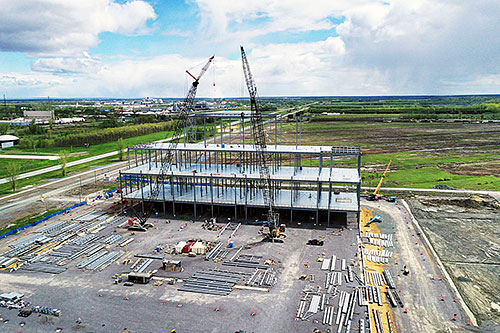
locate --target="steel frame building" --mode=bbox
[120,112,361,226]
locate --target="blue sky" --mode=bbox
[0,0,499,98]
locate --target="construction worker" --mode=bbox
[171,330,176,333]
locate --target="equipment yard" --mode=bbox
[0,198,370,332]
[0,192,496,332]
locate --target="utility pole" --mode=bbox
[79,176,82,203]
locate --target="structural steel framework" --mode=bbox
[120,112,361,226]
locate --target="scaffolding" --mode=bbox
[120,111,361,226]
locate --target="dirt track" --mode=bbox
[363,199,476,332]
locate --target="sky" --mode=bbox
[0,0,500,98]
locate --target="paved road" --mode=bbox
[0,154,60,160]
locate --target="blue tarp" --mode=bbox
[0,201,87,240]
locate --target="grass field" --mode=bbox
[0,130,174,179]
[281,119,500,190]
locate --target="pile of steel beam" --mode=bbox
[325,271,343,289]
[222,260,268,270]
[134,253,163,260]
[77,250,108,269]
[86,251,120,271]
[322,305,335,326]
[133,258,153,273]
[74,211,107,222]
[363,232,394,247]
[383,269,396,289]
[386,289,404,308]
[179,273,235,296]
[217,222,240,238]
[9,235,50,249]
[35,221,70,234]
[363,286,383,306]
[365,271,385,286]
[372,308,384,333]
[205,242,223,260]
[103,234,123,245]
[22,263,67,274]
[0,257,17,268]
[335,289,358,332]
[247,269,276,287]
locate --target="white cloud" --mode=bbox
[31,53,102,73]
[2,0,500,97]
[0,0,156,72]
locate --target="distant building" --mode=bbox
[0,134,19,149]
[23,110,55,120]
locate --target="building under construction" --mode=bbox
[120,112,361,226]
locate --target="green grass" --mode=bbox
[0,159,59,178]
[0,207,59,236]
[0,155,118,196]
[0,130,174,179]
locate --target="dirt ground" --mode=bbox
[407,194,500,329]
[281,120,500,177]
[363,199,473,332]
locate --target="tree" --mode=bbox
[0,123,9,135]
[59,150,69,176]
[7,162,20,192]
[117,138,127,161]
[48,118,54,130]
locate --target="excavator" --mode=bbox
[367,160,392,201]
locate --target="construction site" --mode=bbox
[0,47,498,333]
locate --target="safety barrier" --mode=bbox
[0,201,87,240]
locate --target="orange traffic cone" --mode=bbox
[251,310,256,316]
[454,297,457,302]
[163,300,165,305]
[404,308,408,313]
[125,295,128,300]
[440,275,443,280]
[215,306,219,311]
[453,314,457,321]
[468,320,472,325]
[441,296,445,301]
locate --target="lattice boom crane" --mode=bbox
[240,46,284,240]
[127,55,214,230]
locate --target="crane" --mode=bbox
[127,55,214,231]
[240,46,285,241]
[367,160,392,201]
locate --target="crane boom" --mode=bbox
[240,46,280,239]
[128,55,214,229]
[373,160,392,196]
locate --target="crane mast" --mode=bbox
[240,46,280,239]
[128,56,214,230]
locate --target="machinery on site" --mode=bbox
[126,56,214,231]
[367,160,392,201]
[299,261,309,280]
[364,214,383,227]
[240,46,285,241]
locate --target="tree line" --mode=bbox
[53,121,174,147]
